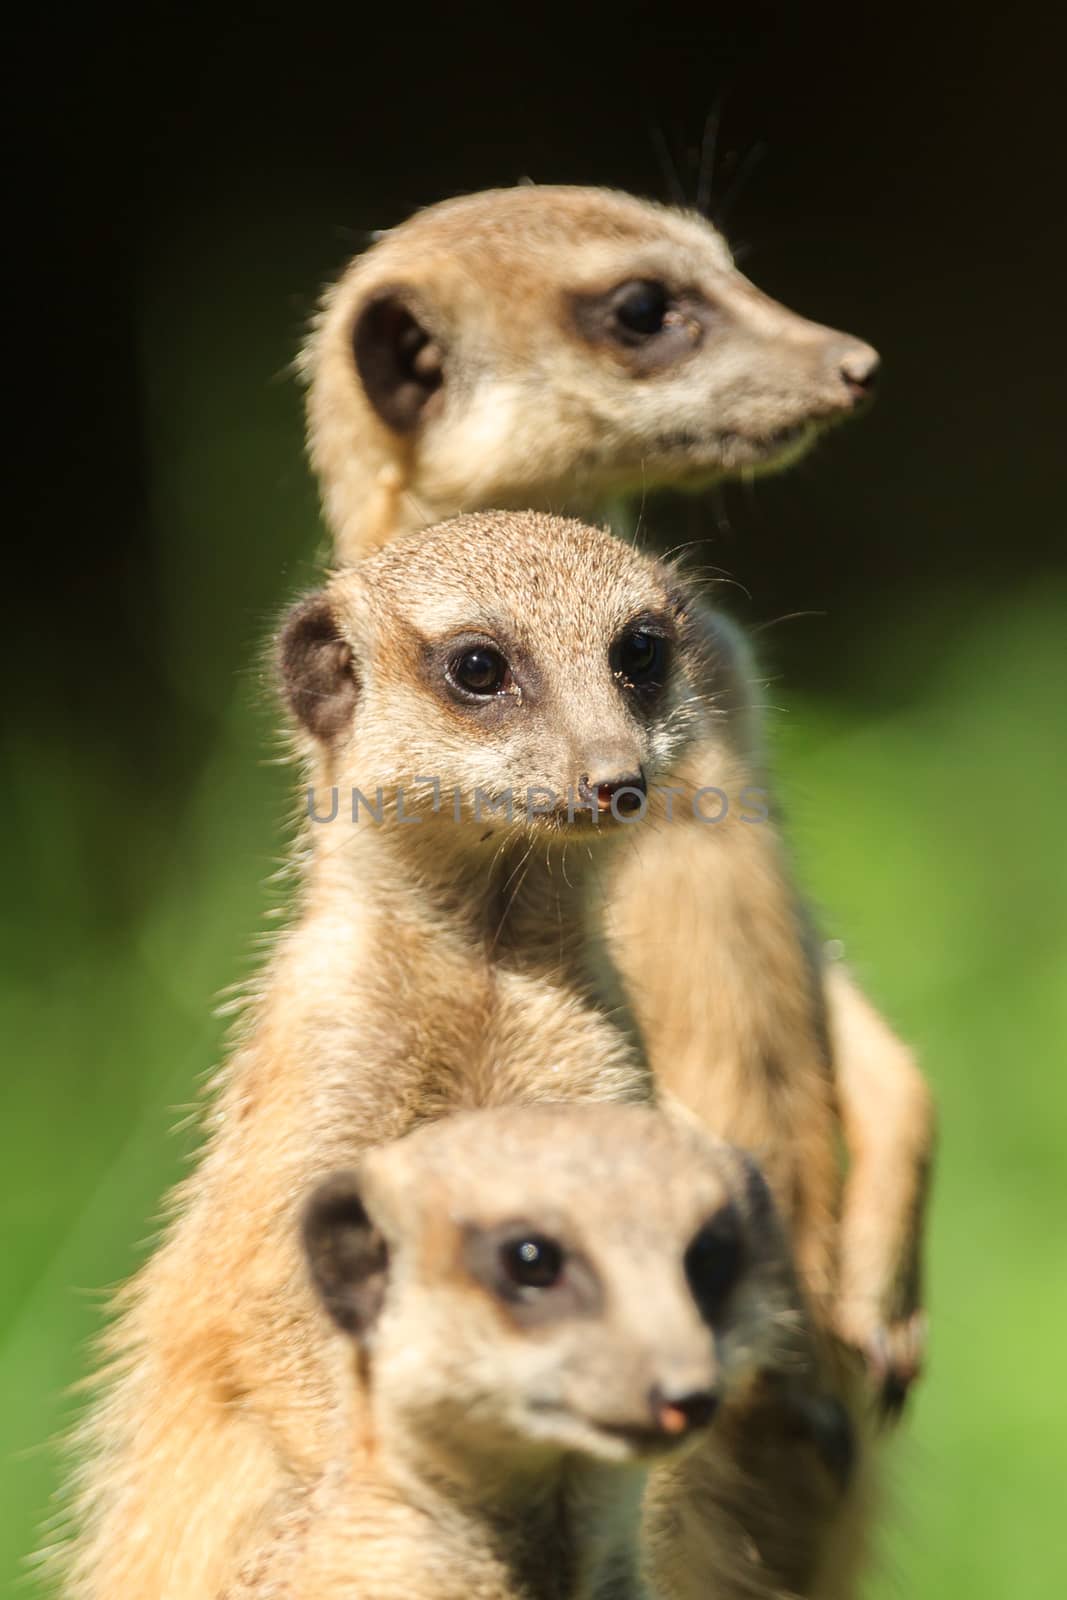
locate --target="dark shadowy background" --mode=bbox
[5,5,1065,1593]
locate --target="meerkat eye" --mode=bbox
[612,627,668,695]
[685,1206,744,1325]
[450,646,511,697]
[500,1234,564,1292]
[613,280,669,337]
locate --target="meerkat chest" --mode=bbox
[385,952,650,1117]
[307,914,648,1135]
[472,965,650,1109]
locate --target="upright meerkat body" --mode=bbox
[67,513,748,1599]
[223,1104,831,1600]
[62,188,933,1598]
[301,184,934,1394]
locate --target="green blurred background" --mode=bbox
[5,6,1065,1594]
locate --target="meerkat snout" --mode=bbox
[278,511,709,840]
[649,1383,720,1435]
[830,335,880,407]
[578,764,647,817]
[302,1104,806,1470]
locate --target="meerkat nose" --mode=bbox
[649,1384,720,1435]
[579,769,647,816]
[836,340,881,405]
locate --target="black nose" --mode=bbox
[650,1385,720,1435]
[578,770,647,817]
[838,341,880,403]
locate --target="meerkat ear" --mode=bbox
[278,594,360,743]
[735,1149,779,1234]
[303,1171,389,1339]
[352,285,444,433]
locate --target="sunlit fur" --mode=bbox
[62,513,769,1599]
[302,185,879,561]
[296,185,933,1600]
[222,1104,820,1600]
[61,185,935,1600]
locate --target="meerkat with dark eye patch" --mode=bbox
[221,1103,843,1600]
[303,187,880,560]
[299,184,934,1406]
[68,511,803,1600]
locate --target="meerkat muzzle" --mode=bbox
[829,337,881,409]
[579,769,647,817]
[650,1385,720,1435]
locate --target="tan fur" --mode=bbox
[65,513,743,1598]
[300,184,933,1379]
[221,1104,833,1600]
[302,185,879,560]
[825,963,934,1385]
[61,187,935,1597]
[294,185,935,1595]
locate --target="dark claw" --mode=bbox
[867,1311,925,1423]
[878,1365,916,1423]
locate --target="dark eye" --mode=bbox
[614,629,668,692]
[500,1234,564,1292]
[451,647,509,696]
[685,1206,744,1325]
[614,280,669,336]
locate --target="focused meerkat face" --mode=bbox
[304,1104,801,1468]
[302,185,879,554]
[279,511,715,839]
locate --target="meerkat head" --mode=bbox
[278,511,719,846]
[301,185,879,558]
[303,1103,802,1472]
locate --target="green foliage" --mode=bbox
[776,594,1067,1597]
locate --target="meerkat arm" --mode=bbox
[825,962,935,1412]
[692,605,935,1408]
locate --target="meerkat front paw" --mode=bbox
[865,1310,927,1420]
[835,1304,927,1420]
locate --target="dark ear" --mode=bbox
[303,1171,389,1338]
[736,1150,777,1234]
[278,594,360,743]
[734,1151,791,1273]
[352,285,444,433]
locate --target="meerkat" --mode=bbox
[303,186,881,561]
[67,511,772,1600]
[222,1103,842,1600]
[299,183,934,1399]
